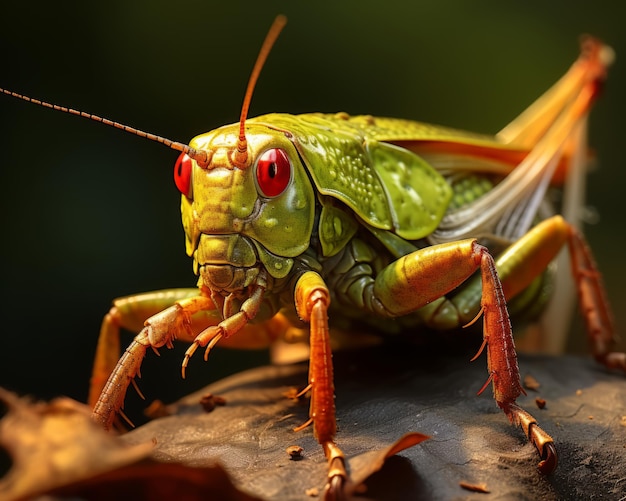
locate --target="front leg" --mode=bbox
[89,288,203,409]
[293,271,347,498]
[92,294,214,429]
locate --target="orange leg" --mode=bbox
[91,294,214,429]
[182,281,267,375]
[88,288,202,409]
[567,227,626,371]
[372,238,556,472]
[90,273,284,430]
[471,248,557,473]
[487,215,624,372]
[293,271,347,498]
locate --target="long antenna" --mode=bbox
[1,15,288,169]
[232,15,288,167]
[0,88,210,166]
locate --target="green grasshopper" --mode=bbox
[2,15,623,498]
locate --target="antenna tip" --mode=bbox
[275,14,288,28]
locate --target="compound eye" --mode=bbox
[255,148,291,198]
[174,153,193,199]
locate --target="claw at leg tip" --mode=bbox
[537,442,558,475]
[181,353,190,378]
[324,474,346,501]
[203,333,223,361]
[181,342,199,376]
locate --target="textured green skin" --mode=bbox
[254,113,455,241]
[180,112,540,331]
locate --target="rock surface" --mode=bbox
[123,347,626,500]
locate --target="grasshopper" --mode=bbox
[2,15,623,498]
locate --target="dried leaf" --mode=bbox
[524,374,541,391]
[50,462,261,501]
[0,388,153,501]
[459,480,490,493]
[0,388,260,501]
[346,432,430,495]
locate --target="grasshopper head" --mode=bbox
[175,123,315,293]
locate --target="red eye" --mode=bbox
[174,153,193,199]
[255,148,291,198]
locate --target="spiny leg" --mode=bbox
[92,330,150,429]
[472,247,557,472]
[294,271,346,499]
[484,215,624,371]
[566,226,625,371]
[372,238,556,472]
[88,288,201,409]
[181,275,268,377]
[451,214,624,469]
[92,294,214,429]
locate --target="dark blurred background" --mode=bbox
[1,1,624,419]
